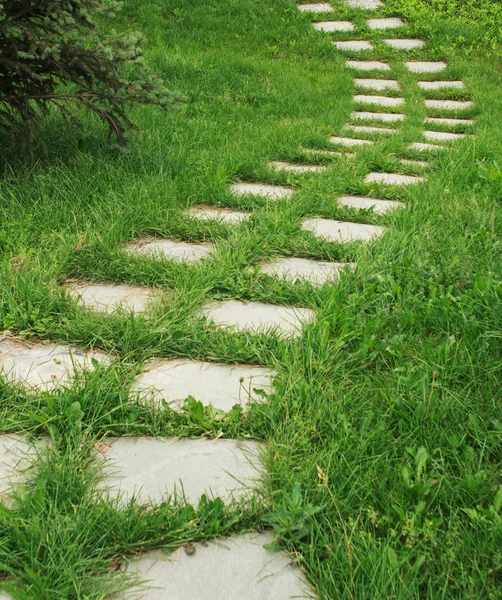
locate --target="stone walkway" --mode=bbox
[0,0,475,597]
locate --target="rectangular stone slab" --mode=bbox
[303,148,355,158]
[424,130,465,142]
[122,532,314,600]
[66,283,156,314]
[126,239,214,263]
[354,95,405,107]
[230,182,293,200]
[132,359,276,412]
[337,195,404,214]
[346,60,391,71]
[408,142,446,152]
[400,159,428,169]
[424,99,473,111]
[333,40,373,51]
[297,2,333,11]
[98,438,264,505]
[384,38,425,50]
[0,435,36,497]
[329,136,373,147]
[313,21,354,31]
[0,338,109,391]
[199,300,316,339]
[367,17,404,29]
[344,0,383,8]
[351,111,405,122]
[185,206,251,224]
[268,161,327,173]
[425,117,473,126]
[355,78,400,91]
[259,257,354,286]
[418,80,464,90]
[405,61,447,73]
[302,218,384,242]
[364,172,426,186]
[344,125,397,135]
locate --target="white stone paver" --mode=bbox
[313,21,354,32]
[344,125,397,135]
[122,532,314,600]
[424,99,473,111]
[126,239,214,264]
[424,130,466,142]
[418,80,464,90]
[302,218,384,243]
[297,3,333,12]
[344,0,383,8]
[329,136,373,147]
[384,39,425,50]
[0,338,109,391]
[351,111,405,122]
[354,95,405,107]
[355,78,400,91]
[400,159,428,168]
[367,18,404,29]
[303,148,355,158]
[338,195,404,214]
[98,438,264,505]
[66,283,156,314]
[231,183,293,200]
[132,360,275,412]
[199,300,316,339]
[0,436,36,497]
[425,117,474,126]
[185,206,251,225]
[259,257,353,286]
[364,172,426,186]
[269,161,327,173]
[408,142,446,152]
[405,61,447,73]
[346,60,391,71]
[333,40,373,52]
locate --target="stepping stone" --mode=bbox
[346,60,391,71]
[355,78,400,91]
[231,182,293,200]
[367,17,404,29]
[66,283,156,314]
[98,438,264,505]
[354,95,405,107]
[344,0,383,8]
[122,532,314,600]
[303,148,355,158]
[269,161,327,173]
[313,21,354,32]
[405,61,447,73]
[344,125,397,135]
[0,338,109,391]
[408,142,446,152]
[424,99,473,111]
[384,38,425,50]
[351,111,405,122]
[185,206,250,225]
[425,117,474,126]
[302,218,384,242]
[0,435,36,497]
[338,195,404,214]
[126,239,214,264]
[132,359,276,412]
[333,40,373,51]
[364,172,425,186]
[329,136,373,147]
[424,130,466,142]
[297,3,333,12]
[400,158,428,168]
[259,257,353,286]
[418,80,464,90]
[199,300,315,339]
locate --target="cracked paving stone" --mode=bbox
[268,161,327,173]
[355,78,400,91]
[351,111,405,122]
[259,257,354,286]
[313,21,354,31]
[126,239,214,264]
[354,95,405,107]
[405,61,447,73]
[364,172,426,186]
[337,195,404,214]
[333,40,373,51]
[230,182,293,200]
[302,218,385,243]
[185,206,251,225]
[66,283,157,314]
[346,60,391,71]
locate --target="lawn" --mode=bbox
[0,0,501,598]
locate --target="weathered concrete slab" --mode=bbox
[425,117,473,126]
[185,206,251,225]
[337,195,404,213]
[302,218,384,242]
[231,183,293,200]
[98,438,264,505]
[418,80,464,90]
[269,161,327,173]
[199,301,316,339]
[346,60,391,71]
[344,0,383,8]
[0,436,36,497]
[126,239,214,264]
[313,21,354,31]
[344,125,397,135]
[424,99,473,111]
[400,158,428,168]
[355,78,400,91]
[364,172,426,186]
[424,130,465,142]
[333,40,373,51]
[66,283,156,314]
[367,17,404,29]
[351,111,405,122]
[121,532,315,600]
[297,2,333,12]
[405,61,447,73]
[384,38,425,50]
[354,95,405,107]
[408,142,446,152]
[329,136,373,147]
[259,257,354,286]
[0,337,109,391]
[132,359,276,412]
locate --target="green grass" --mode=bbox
[0,0,501,597]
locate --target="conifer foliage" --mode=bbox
[0,0,174,143]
